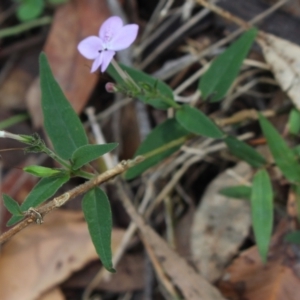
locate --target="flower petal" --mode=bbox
[101,50,116,72]
[109,24,139,51]
[91,53,103,73]
[77,36,103,59]
[99,16,123,43]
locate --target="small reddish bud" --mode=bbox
[105,82,117,93]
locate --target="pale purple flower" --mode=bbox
[77,16,139,73]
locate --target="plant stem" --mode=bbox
[0,16,52,39]
[0,158,143,245]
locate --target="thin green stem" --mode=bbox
[143,135,192,159]
[0,114,29,130]
[0,16,52,39]
[42,147,70,170]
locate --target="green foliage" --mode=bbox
[125,119,190,180]
[47,0,68,4]
[82,187,115,272]
[23,165,62,177]
[7,174,70,226]
[175,104,224,139]
[107,64,178,110]
[259,114,300,183]
[288,109,300,135]
[284,231,300,244]
[251,169,273,263]
[71,143,118,170]
[39,53,88,160]
[219,185,251,200]
[16,0,67,22]
[199,28,258,102]
[2,194,23,216]
[16,0,44,22]
[224,136,266,168]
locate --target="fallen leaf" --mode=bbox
[218,220,300,300]
[63,253,145,292]
[118,183,226,300]
[0,210,98,300]
[191,162,252,282]
[38,288,65,300]
[257,32,300,110]
[26,0,111,127]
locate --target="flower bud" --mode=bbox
[105,82,117,93]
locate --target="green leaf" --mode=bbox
[47,0,68,4]
[16,0,44,22]
[225,136,266,168]
[23,165,62,177]
[7,174,70,226]
[125,118,190,180]
[71,143,118,170]
[219,185,251,200]
[285,231,300,244]
[251,169,273,263]
[107,64,176,110]
[2,194,22,216]
[199,28,258,102]
[39,53,88,159]
[82,187,115,272]
[259,114,300,183]
[175,104,224,138]
[288,109,300,135]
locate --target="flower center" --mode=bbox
[98,48,108,53]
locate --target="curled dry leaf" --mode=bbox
[218,220,300,300]
[257,32,300,110]
[0,210,97,300]
[191,162,252,282]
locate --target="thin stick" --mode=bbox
[0,158,142,245]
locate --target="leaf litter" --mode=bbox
[1,0,300,299]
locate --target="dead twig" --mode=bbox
[0,158,142,245]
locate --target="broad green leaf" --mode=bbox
[251,169,273,263]
[294,145,300,157]
[2,194,22,216]
[7,174,70,226]
[225,136,266,168]
[16,0,44,22]
[82,187,114,272]
[199,28,258,102]
[39,53,88,159]
[288,109,300,135]
[175,104,224,138]
[23,165,62,177]
[285,231,300,244]
[71,143,118,170]
[125,119,190,180]
[107,64,176,110]
[259,114,300,183]
[219,185,251,200]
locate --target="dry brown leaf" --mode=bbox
[191,162,252,282]
[0,210,98,300]
[38,288,65,300]
[257,32,300,110]
[64,253,145,292]
[26,0,111,127]
[139,224,226,300]
[218,220,300,300]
